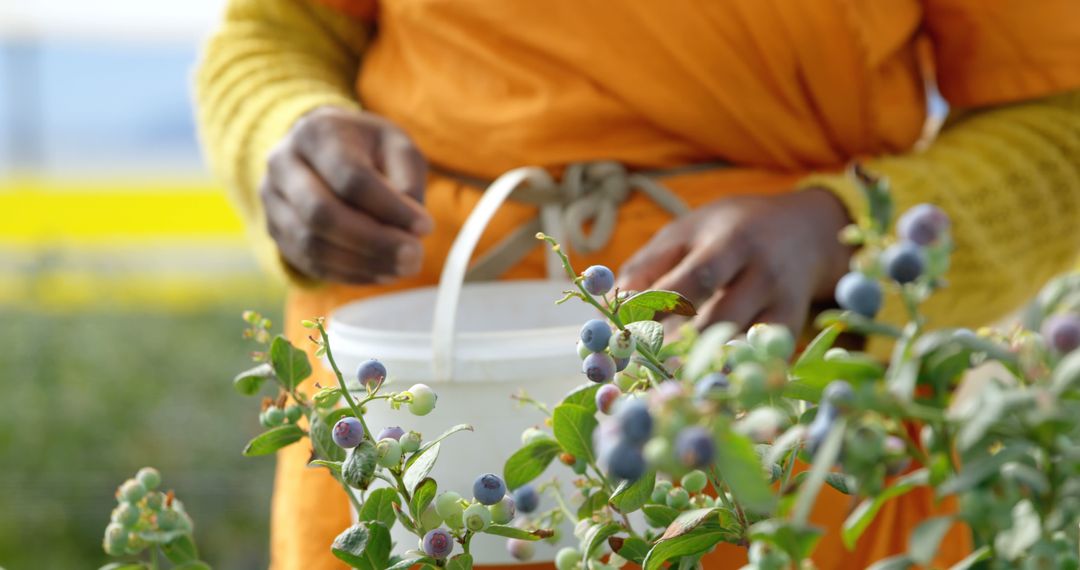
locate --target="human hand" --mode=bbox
[617,188,852,334]
[260,107,433,283]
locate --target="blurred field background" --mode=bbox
[1,1,282,567]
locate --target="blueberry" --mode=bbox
[615,399,653,445]
[422,528,454,559]
[835,272,883,319]
[112,503,140,528]
[332,416,365,449]
[420,505,443,531]
[576,340,592,359]
[356,359,387,390]
[400,431,422,453]
[489,495,516,524]
[507,538,536,561]
[555,547,582,570]
[512,485,540,514]
[284,404,303,423]
[521,427,552,446]
[595,384,621,414]
[607,439,646,480]
[806,405,837,456]
[434,492,464,519]
[675,426,715,469]
[580,319,613,353]
[103,523,128,556]
[118,479,147,503]
[614,372,636,392]
[136,467,161,491]
[258,410,273,428]
[582,265,616,296]
[156,509,182,531]
[747,324,796,361]
[1042,313,1080,354]
[651,480,674,504]
[822,380,855,411]
[883,242,926,284]
[582,352,617,383]
[643,437,675,471]
[473,473,507,505]
[608,329,636,359]
[263,405,285,426]
[614,356,630,372]
[898,204,950,246]
[724,339,757,368]
[680,470,708,494]
[824,347,849,361]
[464,502,493,531]
[376,438,403,468]
[694,372,729,400]
[144,492,164,511]
[407,384,437,416]
[377,426,405,441]
[666,487,690,509]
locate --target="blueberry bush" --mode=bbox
[100,167,1080,568]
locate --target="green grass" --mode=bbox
[0,305,283,569]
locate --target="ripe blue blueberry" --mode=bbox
[582,265,616,296]
[616,399,653,445]
[595,384,621,414]
[608,329,636,359]
[136,467,161,491]
[580,319,613,352]
[898,203,950,246]
[822,380,855,412]
[512,485,539,514]
[332,416,365,449]
[606,439,646,480]
[422,528,454,559]
[407,383,437,416]
[489,495,516,524]
[883,242,926,284]
[507,538,536,561]
[694,372,729,400]
[835,272,883,319]
[473,473,507,505]
[582,352,616,383]
[377,426,405,441]
[806,404,837,456]
[356,359,387,390]
[464,502,493,531]
[614,356,630,372]
[675,426,716,469]
[1042,313,1080,354]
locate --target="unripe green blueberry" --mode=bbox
[724,339,757,368]
[643,437,675,472]
[824,347,849,361]
[259,410,273,428]
[156,509,182,531]
[489,495,516,524]
[464,502,493,531]
[144,491,165,511]
[608,329,636,359]
[666,487,690,509]
[420,505,442,531]
[265,405,286,426]
[521,427,552,446]
[103,523,128,556]
[284,404,303,423]
[434,492,464,520]
[125,532,149,555]
[407,384,437,416]
[112,502,140,528]
[651,480,674,504]
[747,324,795,361]
[732,362,768,404]
[118,479,147,503]
[135,467,161,491]
[680,470,708,494]
[507,538,536,561]
[576,340,592,360]
[614,372,636,392]
[400,431,422,453]
[555,547,582,570]
[376,438,403,467]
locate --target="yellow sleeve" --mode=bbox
[193,0,368,278]
[803,90,1080,345]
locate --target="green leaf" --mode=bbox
[578,489,610,520]
[842,469,929,549]
[866,555,914,570]
[359,487,399,529]
[233,363,274,396]
[748,520,823,561]
[405,424,473,471]
[331,522,391,570]
[948,545,991,570]
[404,443,440,492]
[483,524,550,541]
[343,441,378,490]
[609,470,655,513]
[613,536,650,564]
[994,500,1040,561]
[387,557,436,570]
[683,322,736,380]
[583,522,623,560]
[172,563,212,570]
[937,443,1030,496]
[825,472,855,495]
[617,290,696,324]
[626,320,664,354]
[503,439,562,490]
[561,383,601,413]
[714,429,775,514]
[552,404,598,464]
[242,424,305,457]
[392,501,419,535]
[660,508,720,540]
[410,478,437,522]
[794,324,843,368]
[446,554,473,570]
[98,564,146,570]
[310,409,349,463]
[1052,350,1080,395]
[137,529,189,543]
[161,534,199,564]
[308,459,343,477]
[815,309,903,339]
[313,387,343,409]
[642,504,680,528]
[907,516,954,565]
[787,357,885,402]
[269,335,312,391]
[643,524,729,570]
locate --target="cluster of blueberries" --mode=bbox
[420,473,536,561]
[577,266,634,384]
[835,203,950,319]
[103,467,193,557]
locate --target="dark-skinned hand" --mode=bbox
[260,106,433,283]
[617,188,853,334]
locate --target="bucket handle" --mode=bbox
[431,167,560,382]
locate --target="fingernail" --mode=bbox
[396,243,423,276]
[411,215,434,236]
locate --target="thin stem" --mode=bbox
[317,323,371,439]
[340,479,363,513]
[780,448,799,492]
[391,469,414,504]
[549,485,578,523]
[150,545,160,570]
[462,531,473,555]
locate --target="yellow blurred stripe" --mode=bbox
[0,180,246,244]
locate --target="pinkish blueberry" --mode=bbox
[596,384,621,414]
[422,528,454,559]
[332,416,365,449]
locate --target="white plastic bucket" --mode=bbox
[327,167,597,564]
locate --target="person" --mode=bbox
[195,1,1080,568]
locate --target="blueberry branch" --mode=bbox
[313,321,372,440]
